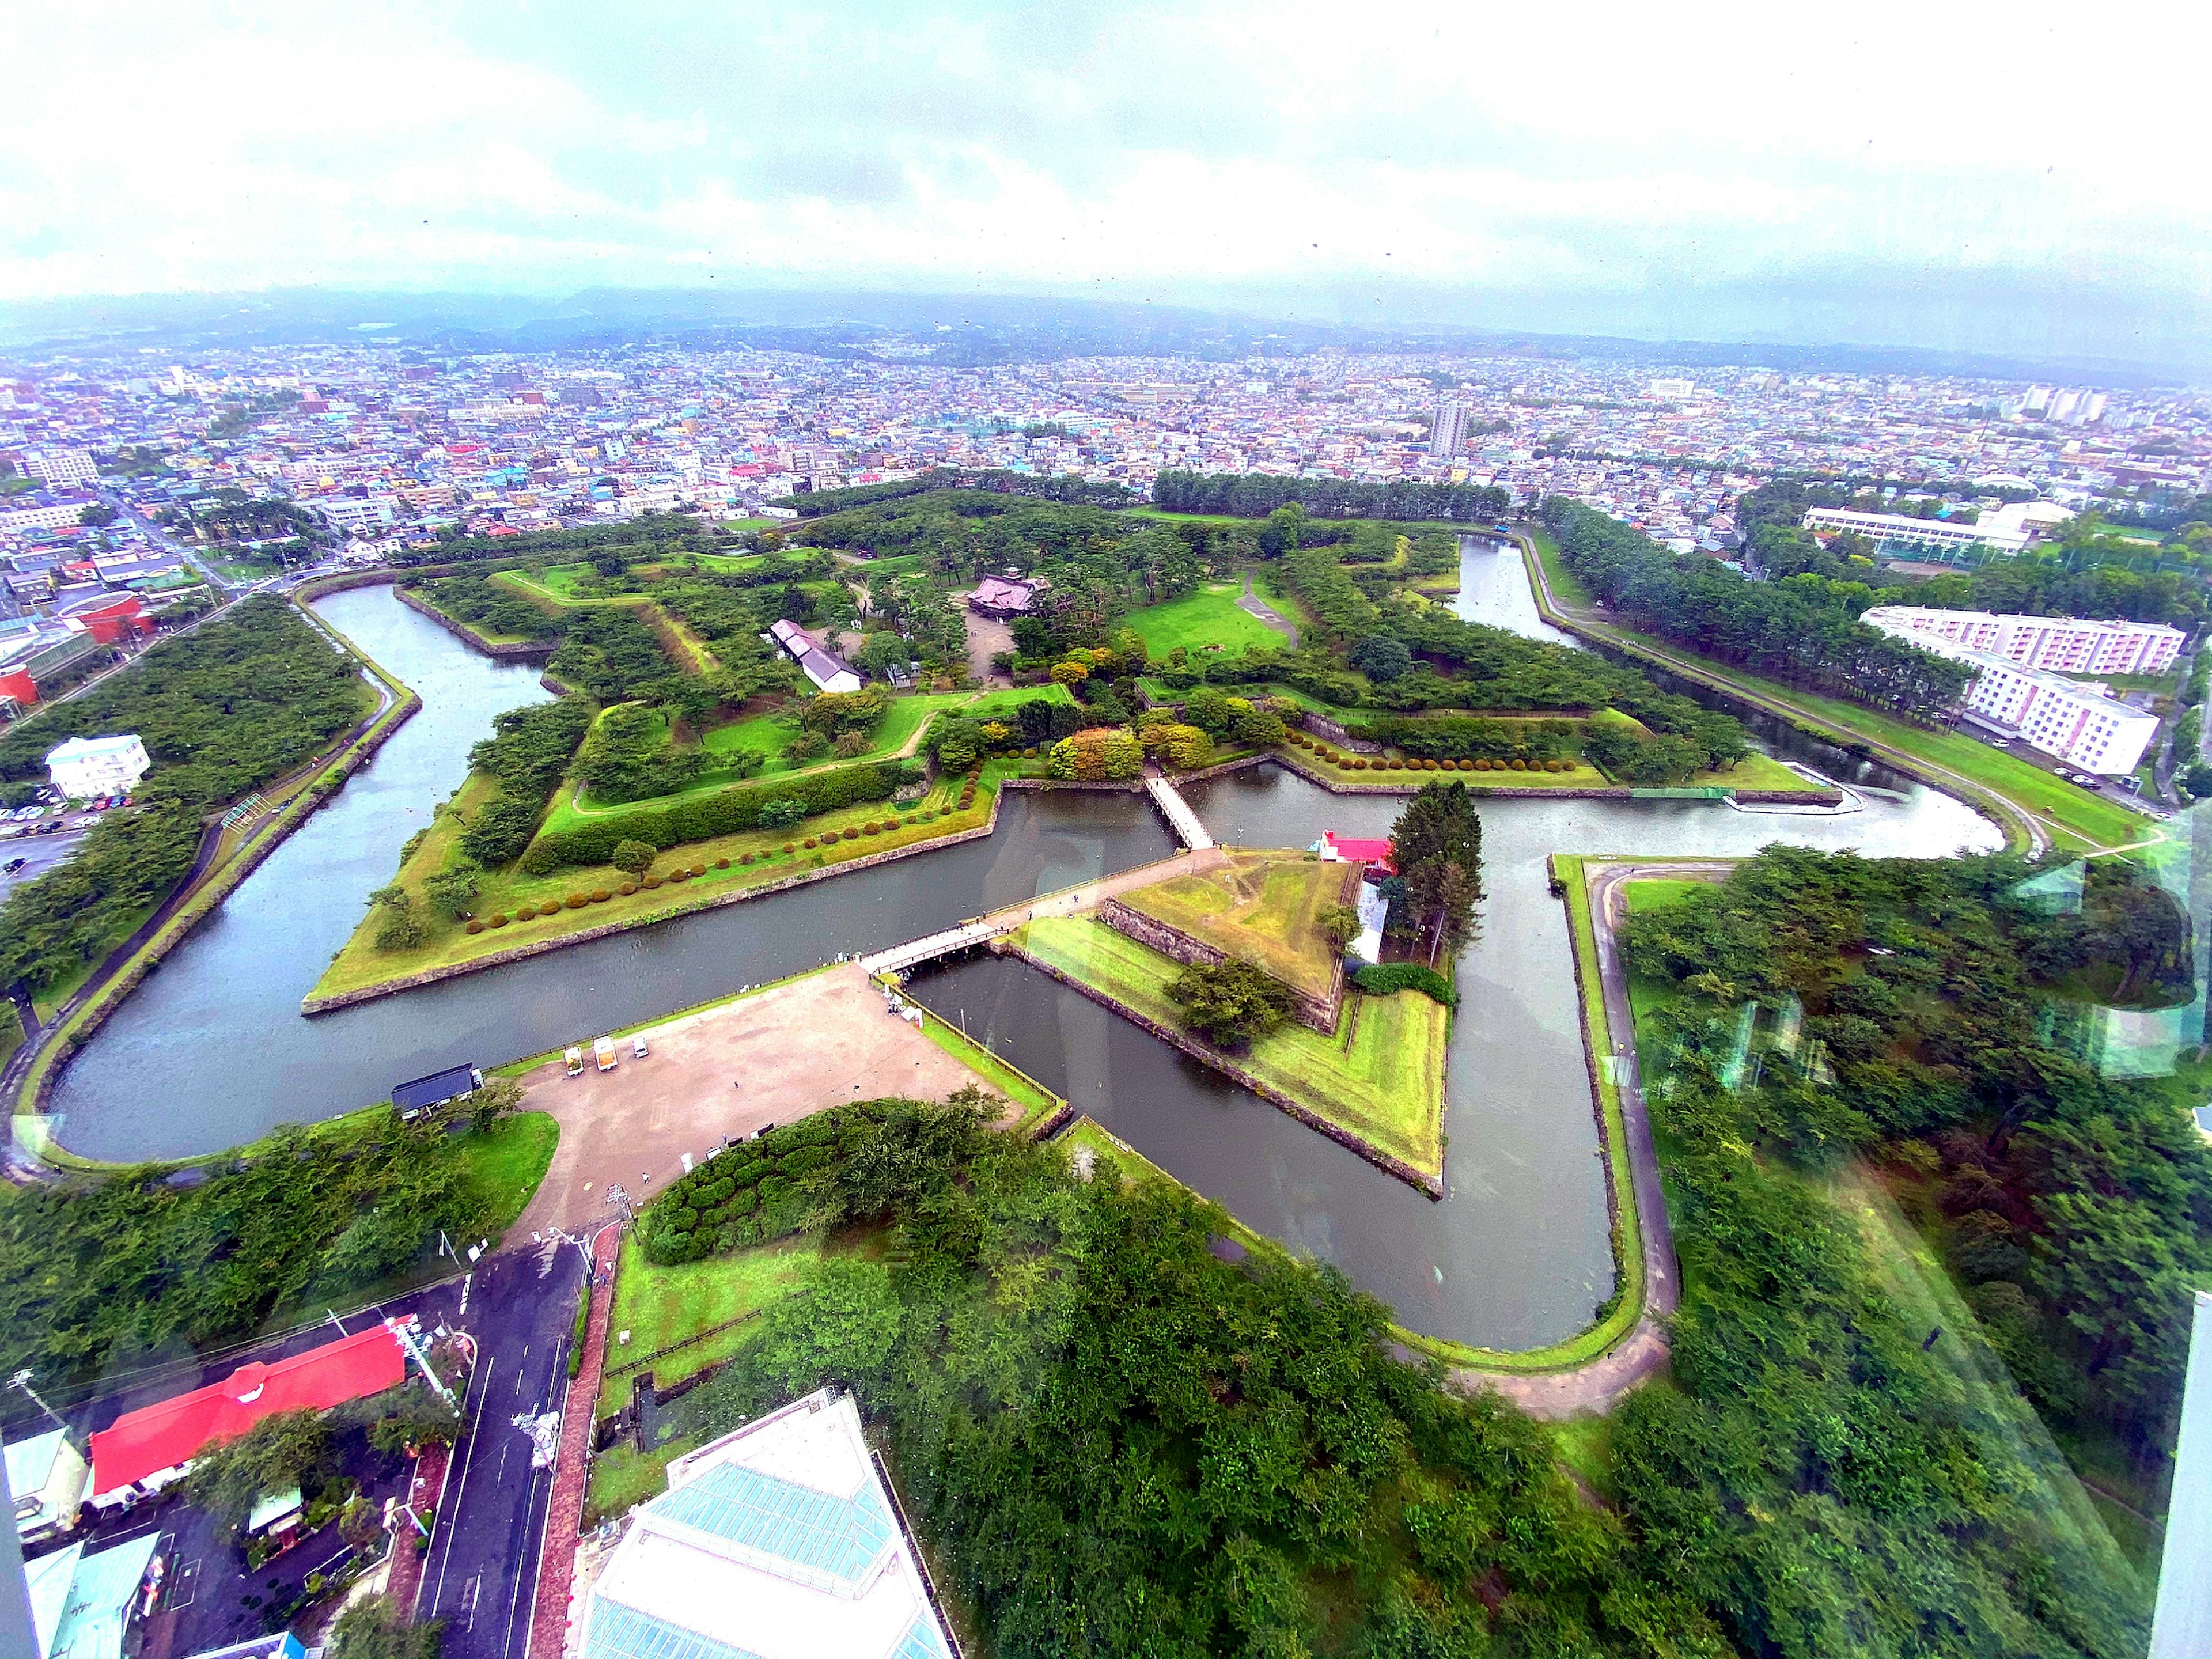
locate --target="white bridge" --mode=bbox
[1143,772,1213,850]
[858,919,1007,976]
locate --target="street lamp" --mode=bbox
[8,1370,63,1431]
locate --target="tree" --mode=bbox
[188,1410,333,1530]
[1389,783,1484,963]
[1349,634,1413,683]
[422,861,480,918]
[1047,728,1142,782]
[858,631,910,677]
[1050,660,1089,688]
[611,838,657,874]
[370,885,425,953]
[78,503,119,528]
[1166,959,1294,1051]
[467,1074,525,1134]
[1316,903,1362,950]
[2181,763,2212,799]
[328,1595,445,1659]
[756,797,808,829]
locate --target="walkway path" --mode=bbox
[1236,573,1298,647]
[526,1224,620,1659]
[950,588,1016,685]
[1458,858,1727,1418]
[1143,770,1214,850]
[1512,531,2066,857]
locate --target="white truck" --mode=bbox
[594,1036,618,1073]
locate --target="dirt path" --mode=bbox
[1456,858,1728,1419]
[1236,573,1298,647]
[949,590,1015,685]
[509,964,1010,1236]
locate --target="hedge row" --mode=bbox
[1351,961,1459,1007]
[1289,732,1578,775]
[639,1106,884,1264]
[522,760,910,872]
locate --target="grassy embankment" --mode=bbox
[1123,581,1289,658]
[1517,527,2153,854]
[310,759,1036,1003]
[1010,913,1447,1177]
[1115,850,1355,1003]
[1279,731,1816,797]
[594,1230,827,1420]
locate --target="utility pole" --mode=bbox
[605,1184,637,1228]
[382,1317,459,1412]
[8,1370,64,1433]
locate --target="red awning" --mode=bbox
[90,1326,407,1497]
[1321,832,1396,874]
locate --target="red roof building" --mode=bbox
[1319,832,1396,875]
[89,1326,408,1499]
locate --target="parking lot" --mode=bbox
[0,815,96,892]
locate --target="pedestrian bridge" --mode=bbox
[1144,772,1214,850]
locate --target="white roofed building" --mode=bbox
[44,734,150,799]
[571,1388,956,1659]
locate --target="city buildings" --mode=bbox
[27,1531,158,1659]
[4,1429,88,1547]
[1427,397,1469,462]
[570,1388,956,1659]
[1861,606,2184,677]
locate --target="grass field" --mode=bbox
[455,1111,562,1230]
[1124,582,1286,658]
[310,762,1025,1003]
[909,1010,1066,1134]
[1117,850,1355,1001]
[1013,914,1447,1175]
[596,1230,827,1418]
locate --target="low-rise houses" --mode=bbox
[767,617,863,692]
[5,1428,89,1546]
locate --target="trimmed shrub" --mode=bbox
[1353,961,1459,1006]
[782,842,796,853]
[668,868,689,882]
[592,888,611,902]
[488,913,509,927]
[611,839,656,875]
[464,918,484,934]
[643,874,662,889]
[739,851,754,865]
[715,857,730,869]
[803,837,818,849]
[862,822,880,836]
[619,881,637,895]
[1509,757,1526,771]
[513,903,535,919]
[690,862,706,877]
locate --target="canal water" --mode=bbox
[48,569,2001,1350]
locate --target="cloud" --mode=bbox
[1,0,2206,364]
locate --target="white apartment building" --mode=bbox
[1949,651,2157,774]
[1861,605,2184,677]
[46,733,151,797]
[0,501,87,534]
[22,448,97,487]
[1428,399,1469,462]
[1804,507,2032,558]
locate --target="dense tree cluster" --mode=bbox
[1625,846,2211,1475]
[456,698,596,866]
[1153,469,1511,521]
[788,468,1134,518]
[522,760,911,872]
[0,1111,527,1393]
[1387,782,1483,963]
[408,572,560,643]
[1166,957,1296,1049]
[1543,498,1975,719]
[0,598,372,994]
[571,703,709,805]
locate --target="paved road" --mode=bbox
[418,1236,589,1659]
[1236,573,1299,647]
[1459,858,1726,1418]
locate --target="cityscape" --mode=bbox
[3,3,2211,1658]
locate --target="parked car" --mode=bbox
[3,857,24,874]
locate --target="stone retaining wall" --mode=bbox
[393,584,556,661]
[1270,748,1842,806]
[997,940,1442,1199]
[1096,898,1340,1034]
[1298,712,1382,753]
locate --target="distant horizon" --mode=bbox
[6,3,2206,377]
[0,280,2198,386]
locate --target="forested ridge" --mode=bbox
[1626,849,2209,1529]
[0,597,373,995]
[639,1092,2145,1657]
[1154,468,1511,522]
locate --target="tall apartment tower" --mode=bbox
[1429,398,1469,461]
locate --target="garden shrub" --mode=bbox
[669,868,689,882]
[1353,961,1459,1006]
[690,862,706,877]
[643,874,662,889]
[1509,757,1526,770]
[611,839,656,874]
[862,823,880,836]
[589,888,609,902]
[566,892,588,908]
[464,919,483,934]
[488,913,509,927]
[739,852,754,865]
[715,857,729,869]
[803,838,818,849]
[782,842,796,853]
[619,881,637,895]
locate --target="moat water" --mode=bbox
[48,550,2001,1348]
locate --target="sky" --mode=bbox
[4,1,2208,368]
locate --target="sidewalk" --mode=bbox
[389,1440,450,1619]
[527,1224,622,1659]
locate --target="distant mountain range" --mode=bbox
[0,285,2187,387]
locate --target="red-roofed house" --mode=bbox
[88,1325,409,1505]
[1318,832,1395,876]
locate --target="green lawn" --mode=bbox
[1116,850,1356,1002]
[312,764,1027,1002]
[910,1012,1066,1134]
[1519,525,1590,607]
[1125,582,1287,658]
[1623,877,1707,915]
[456,1112,562,1233]
[1013,915,1447,1175]
[597,1230,825,1417]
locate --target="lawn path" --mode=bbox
[1237,571,1299,647]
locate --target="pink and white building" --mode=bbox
[1862,605,2184,678]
